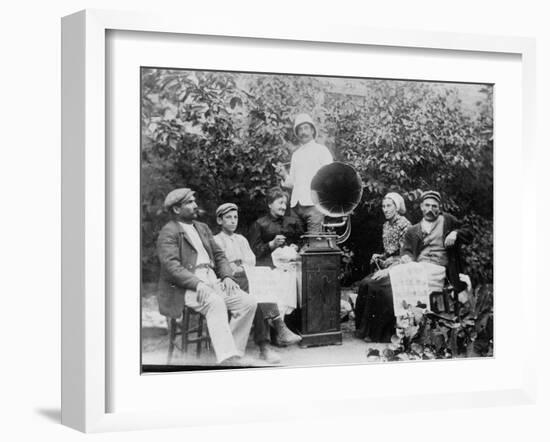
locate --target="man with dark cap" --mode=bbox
[276,113,333,233]
[400,190,473,292]
[156,188,257,366]
[356,190,473,343]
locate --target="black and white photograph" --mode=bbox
[140,67,494,372]
[5,0,547,437]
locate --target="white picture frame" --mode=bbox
[61,9,537,433]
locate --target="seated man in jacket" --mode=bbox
[156,188,257,366]
[357,190,473,342]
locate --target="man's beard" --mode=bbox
[181,209,201,221]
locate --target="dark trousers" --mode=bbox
[234,273,280,345]
[354,274,395,343]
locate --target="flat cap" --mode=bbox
[420,190,441,204]
[216,202,238,218]
[163,188,195,210]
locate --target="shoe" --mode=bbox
[219,355,240,366]
[272,317,302,346]
[219,355,256,367]
[237,355,258,366]
[259,345,281,364]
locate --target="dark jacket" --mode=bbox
[248,214,304,267]
[156,220,233,318]
[401,213,473,293]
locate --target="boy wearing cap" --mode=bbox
[213,203,256,277]
[214,202,301,363]
[156,188,257,366]
[276,113,333,233]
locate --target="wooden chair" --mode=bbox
[429,285,459,315]
[167,306,211,364]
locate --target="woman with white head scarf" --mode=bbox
[370,192,411,269]
[354,192,411,342]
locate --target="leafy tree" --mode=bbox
[325,80,493,282]
[141,69,493,286]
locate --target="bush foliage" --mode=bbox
[141,69,493,285]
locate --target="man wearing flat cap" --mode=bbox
[400,190,473,292]
[156,188,257,365]
[358,190,473,343]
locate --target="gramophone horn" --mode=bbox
[310,162,363,218]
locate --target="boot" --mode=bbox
[259,344,281,364]
[272,317,302,346]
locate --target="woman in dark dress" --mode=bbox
[248,186,304,336]
[248,186,304,267]
[354,192,411,342]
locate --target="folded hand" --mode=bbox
[372,269,389,280]
[444,231,458,247]
[222,277,239,296]
[196,282,214,305]
[370,253,383,264]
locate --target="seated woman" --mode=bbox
[248,186,304,267]
[248,186,304,336]
[354,192,411,342]
[214,202,301,364]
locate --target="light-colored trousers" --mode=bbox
[184,268,257,363]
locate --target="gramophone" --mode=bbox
[297,162,363,347]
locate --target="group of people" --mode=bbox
[354,190,473,343]
[156,113,330,366]
[156,186,309,366]
[154,111,474,367]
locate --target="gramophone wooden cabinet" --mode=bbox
[297,248,342,347]
[292,161,362,346]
